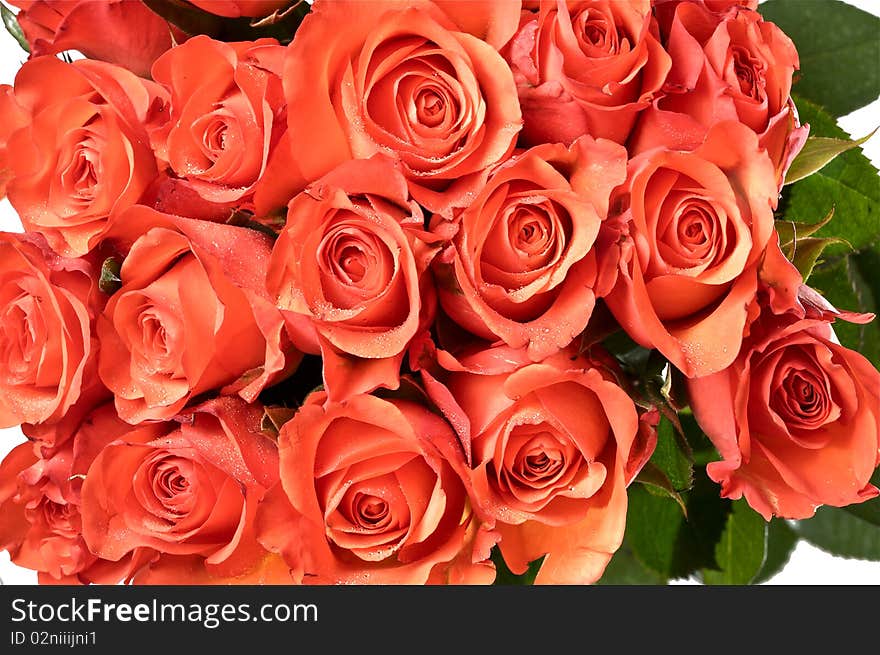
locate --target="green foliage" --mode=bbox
[701,500,768,585]
[753,520,799,584]
[794,506,880,561]
[760,0,880,117]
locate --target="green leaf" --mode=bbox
[635,463,688,517]
[753,520,799,584]
[779,96,880,253]
[794,506,880,561]
[491,547,543,585]
[809,253,880,368]
[0,3,28,53]
[760,0,880,117]
[774,208,835,251]
[785,130,877,186]
[790,236,851,281]
[651,416,693,492]
[842,470,880,527]
[597,546,665,585]
[98,257,122,295]
[701,500,768,585]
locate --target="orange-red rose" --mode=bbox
[605,121,780,377]
[257,391,493,584]
[282,0,522,214]
[687,310,880,519]
[98,207,296,423]
[506,0,671,146]
[187,0,292,17]
[9,0,183,78]
[427,348,642,584]
[2,56,162,256]
[0,233,103,430]
[432,135,627,361]
[267,156,438,401]
[80,397,281,581]
[151,36,287,207]
[633,2,807,184]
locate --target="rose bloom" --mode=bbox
[151,36,287,207]
[632,2,806,184]
[0,233,103,429]
[687,309,880,520]
[426,348,643,584]
[605,120,781,378]
[98,207,296,423]
[432,135,627,361]
[267,156,438,401]
[257,391,494,584]
[80,397,282,582]
[505,0,671,146]
[8,0,183,78]
[1,56,162,256]
[651,0,759,34]
[187,0,292,17]
[0,440,151,584]
[282,0,522,214]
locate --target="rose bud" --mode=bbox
[632,2,807,186]
[1,56,163,256]
[257,390,493,584]
[282,0,522,215]
[150,36,287,208]
[0,233,105,431]
[80,397,281,580]
[267,156,439,401]
[426,348,643,584]
[432,135,627,361]
[605,120,784,378]
[505,0,671,146]
[687,311,880,520]
[8,0,184,78]
[98,207,297,423]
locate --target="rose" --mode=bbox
[0,85,29,197]
[80,397,281,580]
[257,390,494,584]
[8,0,183,78]
[98,207,296,423]
[150,36,287,206]
[186,0,293,17]
[604,120,781,378]
[0,441,149,584]
[426,348,643,584]
[0,233,104,430]
[267,156,438,401]
[282,0,522,214]
[2,56,162,256]
[632,2,806,185]
[505,0,671,146]
[651,0,759,35]
[432,135,627,361]
[687,310,880,520]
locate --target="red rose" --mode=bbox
[506,0,671,145]
[80,397,281,581]
[432,135,627,361]
[257,391,493,584]
[0,233,103,430]
[98,207,297,423]
[150,36,287,207]
[186,0,292,17]
[632,2,807,185]
[0,442,149,584]
[9,0,184,78]
[605,121,781,377]
[281,0,522,215]
[426,348,643,584]
[2,56,163,256]
[266,156,438,401]
[688,309,880,520]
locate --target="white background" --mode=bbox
[0,1,878,585]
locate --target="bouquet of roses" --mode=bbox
[0,0,877,586]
